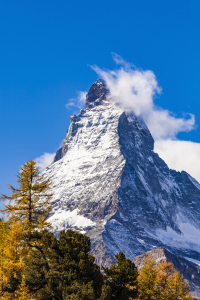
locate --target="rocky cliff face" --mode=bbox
[133,247,200,297]
[43,79,200,267]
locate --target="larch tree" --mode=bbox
[0,221,30,299]
[137,255,193,300]
[0,219,9,296]
[0,159,53,299]
[166,270,192,300]
[137,255,158,300]
[0,159,53,237]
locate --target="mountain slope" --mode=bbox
[42,79,200,267]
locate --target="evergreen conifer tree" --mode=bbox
[25,229,104,300]
[101,251,138,299]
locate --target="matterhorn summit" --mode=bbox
[42,79,200,267]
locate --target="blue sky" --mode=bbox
[0,0,200,201]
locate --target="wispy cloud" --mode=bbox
[66,100,76,109]
[111,52,135,69]
[35,152,55,172]
[77,91,87,108]
[66,91,87,110]
[91,54,199,182]
[91,54,195,140]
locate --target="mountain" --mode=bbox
[42,79,200,267]
[133,247,200,297]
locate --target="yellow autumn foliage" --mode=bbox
[1,159,52,236]
[137,255,193,300]
[0,221,32,299]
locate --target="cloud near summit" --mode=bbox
[58,54,200,183]
[91,54,195,140]
[90,54,200,182]
[35,152,55,172]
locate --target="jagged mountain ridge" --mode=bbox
[43,79,200,267]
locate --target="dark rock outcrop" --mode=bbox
[86,79,109,109]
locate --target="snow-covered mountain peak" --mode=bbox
[44,80,200,267]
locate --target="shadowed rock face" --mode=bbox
[86,79,109,109]
[44,79,200,269]
[133,247,200,297]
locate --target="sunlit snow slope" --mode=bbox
[43,79,200,266]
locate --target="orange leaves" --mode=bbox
[137,255,192,300]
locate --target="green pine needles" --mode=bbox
[25,229,104,300]
[101,251,138,299]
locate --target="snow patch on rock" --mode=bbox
[48,208,96,232]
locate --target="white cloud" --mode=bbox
[66,100,76,109]
[91,54,200,182]
[111,52,134,69]
[77,91,87,108]
[91,54,195,140]
[35,152,55,172]
[154,140,200,183]
[66,91,87,110]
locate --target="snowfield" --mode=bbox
[42,80,200,266]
